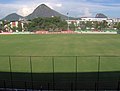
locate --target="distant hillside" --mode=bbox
[26,4,67,20]
[3,13,23,21]
[4,4,108,21]
[95,13,107,18]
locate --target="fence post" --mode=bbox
[95,82,97,91]
[71,82,73,91]
[25,81,27,91]
[118,81,120,91]
[48,83,50,91]
[4,80,6,91]
[40,85,42,91]
[75,56,78,90]
[52,56,55,90]
[30,56,33,90]
[9,56,13,90]
[97,56,101,91]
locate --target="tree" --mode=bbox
[86,21,92,30]
[94,21,100,30]
[117,22,120,30]
[11,26,17,32]
[27,17,67,32]
[58,20,67,30]
[100,20,108,30]
[23,23,28,31]
[80,21,86,31]
[113,22,117,29]
[69,22,76,31]
[0,22,2,30]
[17,21,22,31]
[116,22,120,34]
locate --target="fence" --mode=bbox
[0,55,120,90]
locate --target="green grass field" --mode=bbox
[0,34,120,73]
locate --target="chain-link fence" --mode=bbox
[0,55,120,90]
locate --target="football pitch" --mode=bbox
[0,34,120,73]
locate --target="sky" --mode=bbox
[0,0,120,19]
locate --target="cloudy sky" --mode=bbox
[0,0,120,19]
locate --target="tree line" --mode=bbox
[0,17,120,32]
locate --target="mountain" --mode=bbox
[3,13,23,21]
[26,4,67,20]
[95,13,108,18]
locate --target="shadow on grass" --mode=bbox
[0,71,120,90]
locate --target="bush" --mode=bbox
[117,30,120,34]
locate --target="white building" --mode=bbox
[112,18,120,23]
[66,17,120,26]
[81,17,107,22]
[10,21,18,28]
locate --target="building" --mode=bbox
[112,18,120,23]
[81,17,107,22]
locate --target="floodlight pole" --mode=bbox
[67,13,69,30]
